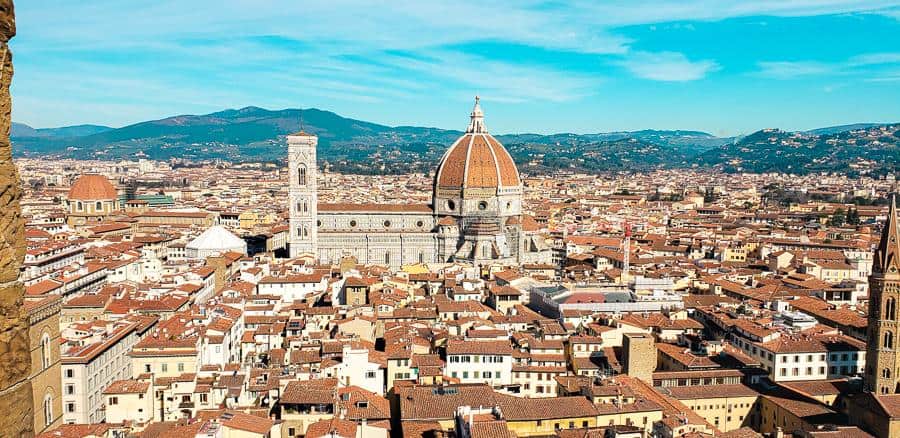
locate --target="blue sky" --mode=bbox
[11,1,900,136]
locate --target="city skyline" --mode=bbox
[12,1,900,136]
[7,2,900,438]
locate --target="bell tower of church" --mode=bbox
[867,196,900,394]
[287,129,318,259]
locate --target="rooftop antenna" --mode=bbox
[623,221,632,282]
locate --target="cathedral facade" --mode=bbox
[287,98,551,268]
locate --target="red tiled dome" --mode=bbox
[434,98,520,190]
[68,174,117,200]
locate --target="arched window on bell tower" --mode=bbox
[887,297,896,321]
[298,165,307,186]
[885,331,894,349]
[41,332,51,369]
[43,391,53,427]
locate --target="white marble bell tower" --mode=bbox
[288,129,318,258]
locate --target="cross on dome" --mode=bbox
[466,95,487,134]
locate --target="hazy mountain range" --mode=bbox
[11,106,900,176]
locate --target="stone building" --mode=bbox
[622,332,656,383]
[866,197,900,394]
[66,174,120,227]
[24,295,62,434]
[288,98,552,268]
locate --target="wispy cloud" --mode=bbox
[617,51,720,81]
[10,0,900,130]
[849,52,900,65]
[758,51,900,79]
[757,61,834,79]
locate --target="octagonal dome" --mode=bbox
[434,97,521,191]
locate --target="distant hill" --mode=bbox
[805,123,890,136]
[697,125,900,175]
[12,122,112,138]
[11,122,39,137]
[10,107,899,175]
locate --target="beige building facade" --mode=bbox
[25,296,63,434]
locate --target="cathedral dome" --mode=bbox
[68,174,117,201]
[434,97,520,191]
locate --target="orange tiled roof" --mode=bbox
[68,174,117,200]
[435,133,520,189]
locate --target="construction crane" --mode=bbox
[622,221,631,281]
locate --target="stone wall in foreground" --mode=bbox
[0,1,34,436]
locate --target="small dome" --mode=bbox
[68,174,117,201]
[434,97,520,191]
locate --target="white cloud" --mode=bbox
[849,52,900,65]
[757,52,900,79]
[11,0,900,126]
[757,61,833,79]
[617,51,720,81]
[16,1,900,55]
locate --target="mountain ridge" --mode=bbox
[11,106,899,176]
[12,122,113,138]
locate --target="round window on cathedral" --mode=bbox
[447,200,456,211]
[317,220,322,227]
[384,220,392,228]
[349,220,357,228]
[506,201,512,210]
[416,220,424,228]
[478,201,488,210]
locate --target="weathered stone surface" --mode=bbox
[0,163,26,283]
[0,381,33,436]
[0,1,15,43]
[0,305,29,382]
[0,1,33,436]
[0,282,21,309]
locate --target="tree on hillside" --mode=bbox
[847,208,860,225]
[832,208,846,227]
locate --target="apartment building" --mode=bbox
[445,340,513,387]
[60,317,156,424]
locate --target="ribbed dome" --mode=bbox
[434,97,520,190]
[68,174,117,200]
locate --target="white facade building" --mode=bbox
[445,339,513,387]
[60,318,152,424]
[329,345,385,395]
[732,333,866,382]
